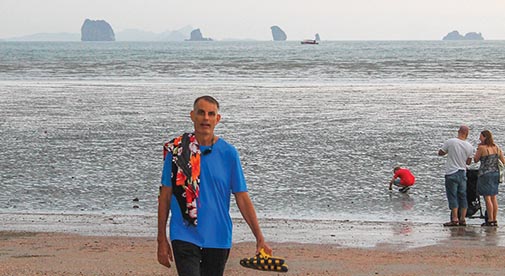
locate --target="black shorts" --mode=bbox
[171,240,230,276]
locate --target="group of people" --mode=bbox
[156,96,504,276]
[390,125,505,228]
[439,125,505,227]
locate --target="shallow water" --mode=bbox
[2,81,505,223]
[1,41,505,225]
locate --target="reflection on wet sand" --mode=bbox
[2,212,505,250]
[392,222,413,235]
[445,225,501,247]
[388,192,415,211]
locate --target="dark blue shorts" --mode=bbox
[444,170,468,209]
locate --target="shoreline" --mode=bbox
[2,212,505,249]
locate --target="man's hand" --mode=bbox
[157,239,173,268]
[257,240,273,256]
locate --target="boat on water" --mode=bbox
[301,39,318,45]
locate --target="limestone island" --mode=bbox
[186,29,212,41]
[81,19,115,41]
[271,26,287,41]
[442,31,484,40]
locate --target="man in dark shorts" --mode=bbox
[157,96,272,275]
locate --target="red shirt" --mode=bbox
[394,168,415,186]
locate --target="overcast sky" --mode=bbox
[1,0,504,40]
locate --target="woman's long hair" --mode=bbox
[481,130,496,147]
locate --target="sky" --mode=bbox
[1,0,504,40]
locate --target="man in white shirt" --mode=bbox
[438,125,473,227]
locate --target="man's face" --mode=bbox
[190,99,221,136]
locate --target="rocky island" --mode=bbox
[443,30,484,40]
[271,26,287,41]
[81,19,115,41]
[186,29,212,41]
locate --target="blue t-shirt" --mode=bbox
[161,138,248,249]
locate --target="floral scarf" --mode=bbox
[163,133,201,226]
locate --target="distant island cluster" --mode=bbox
[77,21,488,42]
[2,18,488,42]
[79,19,299,42]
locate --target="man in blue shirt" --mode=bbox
[157,95,272,275]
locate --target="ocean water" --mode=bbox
[1,41,505,225]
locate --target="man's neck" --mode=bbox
[195,133,214,146]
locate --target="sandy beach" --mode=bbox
[2,231,505,276]
[2,215,505,275]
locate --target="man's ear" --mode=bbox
[190,110,195,122]
[216,114,221,124]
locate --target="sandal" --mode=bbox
[443,221,459,227]
[481,221,492,227]
[459,220,467,226]
[240,248,288,272]
[489,221,498,227]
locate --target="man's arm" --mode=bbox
[466,157,472,165]
[234,191,272,255]
[157,185,174,268]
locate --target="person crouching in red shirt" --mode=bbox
[389,166,415,193]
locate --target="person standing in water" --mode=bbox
[438,125,473,227]
[474,130,505,227]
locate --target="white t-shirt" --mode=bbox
[441,137,474,175]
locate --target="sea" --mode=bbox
[2,40,505,232]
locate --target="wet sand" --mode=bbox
[2,215,505,275]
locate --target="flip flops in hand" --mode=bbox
[239,248,288,272]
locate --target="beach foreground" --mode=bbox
[2,229,505,276]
